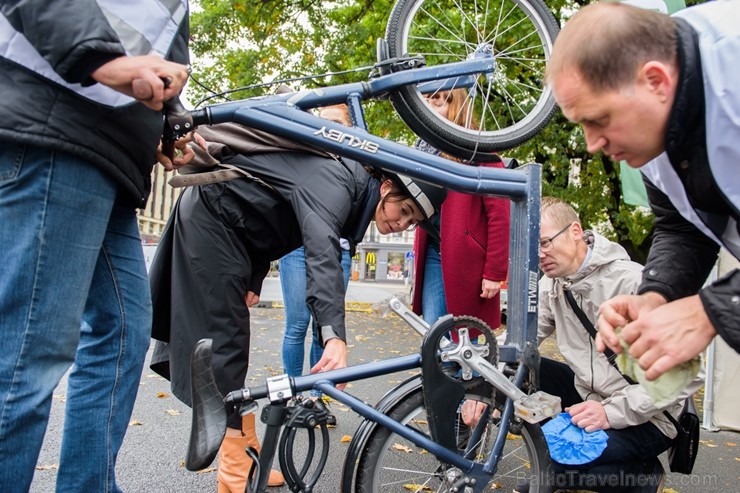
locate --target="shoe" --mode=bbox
[313,397,337,426]
[216,414,285,491]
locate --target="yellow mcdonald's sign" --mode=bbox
[365,252,376,264]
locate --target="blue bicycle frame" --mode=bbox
[181,54,543,493]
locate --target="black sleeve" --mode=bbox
[638,177,719,301]
[699,269,740,353]
[1,0,125,83]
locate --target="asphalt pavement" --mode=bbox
[32,279,740,493]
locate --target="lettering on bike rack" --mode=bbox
[313,126,380,153]
[528,270,539,313]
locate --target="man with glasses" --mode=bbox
[520,197,703,493]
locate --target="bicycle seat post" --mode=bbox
[253,404,287,492]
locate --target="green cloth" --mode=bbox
[620,163,650,207]
[616,331,700,407]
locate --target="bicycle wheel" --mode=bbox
[386,0,559,160]
[354,387,551,492]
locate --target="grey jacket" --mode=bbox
[538,231,704,437]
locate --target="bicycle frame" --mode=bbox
[178,54,546,493]
[175,54,541,362]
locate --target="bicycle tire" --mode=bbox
[385,0,559,160]
[354,387,552,492]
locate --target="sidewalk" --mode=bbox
[256,276,411,312]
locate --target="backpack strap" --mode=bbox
[168,163,275,189]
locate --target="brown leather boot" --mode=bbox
[216,414,285,491]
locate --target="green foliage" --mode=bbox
[187,0,660,261]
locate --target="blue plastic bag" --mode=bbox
[541,412,608,465]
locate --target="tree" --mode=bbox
[187,0,657,261]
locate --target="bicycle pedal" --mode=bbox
[514,391,561,424]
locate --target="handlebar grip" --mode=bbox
[225,385,269,404]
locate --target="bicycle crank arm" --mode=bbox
[443,330,561,424]
[387,296,430,337]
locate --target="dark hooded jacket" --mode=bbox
[149,128,381,405]
[639,16,740,353]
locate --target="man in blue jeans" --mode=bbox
[0,2,189,491]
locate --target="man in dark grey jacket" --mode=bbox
[546,1,739,381]
[0,2,189,491]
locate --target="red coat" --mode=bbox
[412,160,510,329]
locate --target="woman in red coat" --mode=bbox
[412,89,510,330]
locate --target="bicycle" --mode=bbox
[163,2,561,490]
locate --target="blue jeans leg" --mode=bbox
[281,247,351,398]
[280,247,313,387]
[0,143,117,492]
[421,247,447,324]
[56,205,151,493]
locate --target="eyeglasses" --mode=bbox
[539,223,571,252]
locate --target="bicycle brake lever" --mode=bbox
[161,95,194,160]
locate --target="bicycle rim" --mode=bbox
[386,0,559,159]
[355,388,551,492]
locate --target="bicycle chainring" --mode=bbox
[420,316,498,452]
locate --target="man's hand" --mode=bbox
[567,401,610,433]
[615,295,715,381]
[311,339,348,390]
[245,291,260,308]
[157,132,207,170]
[460,399,486,427]
[596,292,666,354]
[91,55,189,110]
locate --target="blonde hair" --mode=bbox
[546,2,677,92]
[445,88,479,130]
[541,196,580,230]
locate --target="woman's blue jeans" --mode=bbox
[0,142,151,493]
[421,247,447,324]
[279,246,351,397]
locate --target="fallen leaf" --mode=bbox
[392,443,413,453]
[165,409,181,416]
[156,391,169,399]
[36,464,59,471]
[340,435,352,443]
[403,484,432,491]
[726,442,737,447]
[129,419,143,426]
[196,467,217,474]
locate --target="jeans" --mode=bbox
[421,247,447,324]
[0,142,151,493]
[280,246,351,397]
[539,358,673,492]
